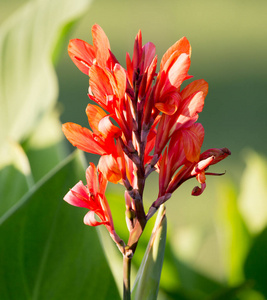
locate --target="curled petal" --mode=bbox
[86,104,107,135]
[155,92,181,115]
[192,182,206,196]
[63,181,89,208]
[200,147,231,164]
[83,211,107,226]
[98,115,122,139]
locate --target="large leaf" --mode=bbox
[216,180,251,284]
[132,205,167,300]
[238,150,267,233]
[22,110,68,182]
[244,226,267,298]
[0,0,92,144]
[0,141,34,217]
[0,151,120,300]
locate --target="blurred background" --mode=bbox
[1,0,267,298]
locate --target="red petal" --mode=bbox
[89,65,115,111]
[155,91,181,115]
[98,154,122,183]
[181,123,205,162]
[192,183,206,196]
[181,79,209,100]
[64,181,89,208]
[92,24,111,68]
[98,115,121,139]
[113,64,127,100]
[68,39,95,75]
[83,211,106,226]
[167,53,191,89]
[160,36,191,70]
[86,104,107,135]
[62,123,106,155]
[86,163,98,196]
[170,91,205,134]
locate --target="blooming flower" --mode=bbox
[62,104,122,183]
[64,24,230,247]
[68,24,118,74]
[64,163,123,244]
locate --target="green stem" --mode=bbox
[123,255,132,300]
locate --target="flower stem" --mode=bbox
[123,255,132,300]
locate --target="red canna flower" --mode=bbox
[64,163,116,234]
[153,36,192,116]
[68,24,118,75]
[154,79,208,157]
[64,24,231,250]
[166,147,231,196]
[62,104,122,183]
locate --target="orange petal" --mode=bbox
[98,154,122,184]
[113,64,127,100]
[170,91,205,134]
[181,79,209,100]
[92,24,111,68]
[98,115,121,139]
[155,91,181,115]
[181,123,205,162]
[86,163,98,196]
[68,39,95,75]
[86,104,107,135]
[89,65,115,109]
[160,36,191,70]
[62,122,106,155]
[167,53,191,89]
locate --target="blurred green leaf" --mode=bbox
[244,226,267,298]
[0,0,92,144]
[207,280,253,300]
[216,180,251,284]
[132,205,167,300]
[238,150,267,233]
[0,141,34,217]
[0,151,120,300]
[22,110,67,182]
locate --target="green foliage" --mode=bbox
[0,151,120,300]
[132,205,167,300]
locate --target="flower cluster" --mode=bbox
[63,24,230,255]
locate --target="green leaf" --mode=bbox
[238,150,267,234]
[244,226,267,298]
[0,0,93,143]
[216,179,251,284]
[132,205,167,300]
[0,151,120,300]
[22,110,68,182]
[0,141,34,217]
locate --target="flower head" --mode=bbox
[64,163,115,233]
[64,24,231,246]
